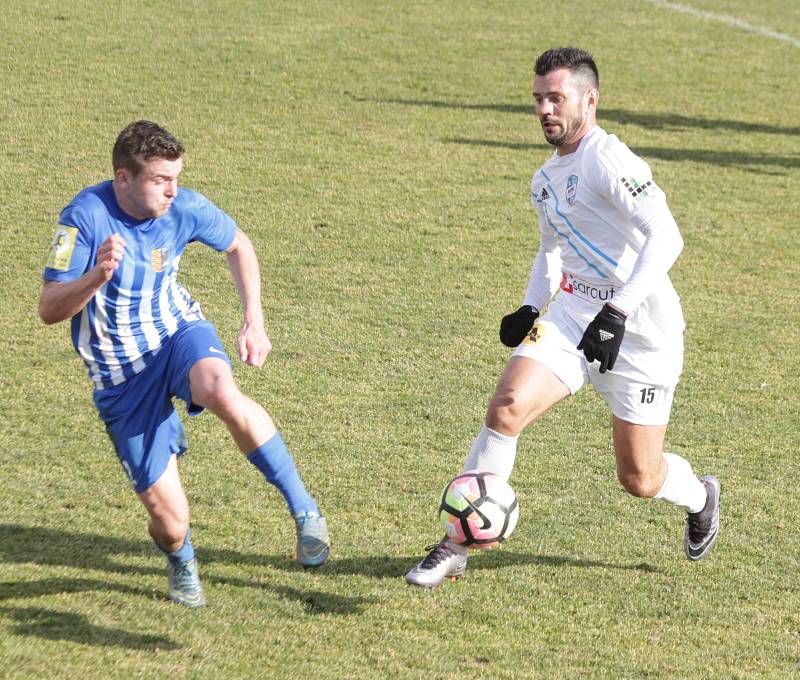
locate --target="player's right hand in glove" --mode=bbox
[499,305,539,347]
[577,303,626,373]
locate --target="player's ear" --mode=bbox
[114,167,131,188]
[588,88,599,111]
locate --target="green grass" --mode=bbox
[1,1,799,677]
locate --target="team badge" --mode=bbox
[566,175,578,204]
[151,248,168,272]
[46,226,78,271]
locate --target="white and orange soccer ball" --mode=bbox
[438,470,519,549]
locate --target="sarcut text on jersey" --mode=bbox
[560,271,615,302]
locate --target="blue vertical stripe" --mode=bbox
[541,169,629,277]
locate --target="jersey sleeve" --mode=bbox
[186,191,237,252]
[43,204,96,282]
[589,142,683,314]
[522,211,562,311]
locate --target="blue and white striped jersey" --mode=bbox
[44,180,236,390]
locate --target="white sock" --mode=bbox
[443,426,519,554]
[654,452,707,513]
[461,425,519,482]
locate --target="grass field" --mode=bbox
[1,1,799,677]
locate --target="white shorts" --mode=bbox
[512,292,684,425]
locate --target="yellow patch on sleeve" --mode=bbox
[46,226,79,271]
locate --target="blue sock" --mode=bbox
[247,432,319,516]
[155,528,195,567]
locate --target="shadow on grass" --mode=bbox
[0,522,659,584]
[351,96,799,173]
[324,550,663,579]
[0,606,179,650]
[0,524,373,619]
[443,138,800,173]
[358,96,800,137]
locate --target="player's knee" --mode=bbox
[152,513,189,548]
[618,470,661,498]
[198,375,242,420]
[485,395,525,435]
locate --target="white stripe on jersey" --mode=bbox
[113,284,145,368]
[159,273,180,337]
[92,288,126,386]
[138,265,162,353]
[77,306,103,388]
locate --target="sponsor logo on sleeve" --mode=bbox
[566,175,578,204]
[621,176,656,200]
[46,226,78,271]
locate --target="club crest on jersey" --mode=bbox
[151,248,168,272]
[566,175,578,204]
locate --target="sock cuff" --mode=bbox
[247,431,284,460]
[155,528,195,566]
[484,425,520,444]
[654,452,706,513]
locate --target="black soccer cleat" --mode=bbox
[684,475,720,561]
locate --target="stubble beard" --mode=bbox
[541,115,581,148]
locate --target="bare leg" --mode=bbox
[137,454,189,552]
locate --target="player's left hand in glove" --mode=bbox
[499,305,539,347]
[577,303,626,373]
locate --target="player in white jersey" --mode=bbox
[40,121,330,607]
[406,48,720,588]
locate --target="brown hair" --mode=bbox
[112,120,184,176]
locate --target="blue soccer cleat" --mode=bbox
[294,511,330,567]
[167,558,206,608]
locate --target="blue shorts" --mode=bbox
[93,320,232,493]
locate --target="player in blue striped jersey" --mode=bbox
[40,121,330,607]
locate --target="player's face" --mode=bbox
[115,157,183,220]
[533,69,596,155]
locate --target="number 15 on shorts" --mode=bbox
[640,387,656,404]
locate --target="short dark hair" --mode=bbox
[112,120,184,175]
[534,47,599,91]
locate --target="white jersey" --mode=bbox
[525,125,684,338]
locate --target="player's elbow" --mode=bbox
[38,294,63,325]
[38,302,60,325]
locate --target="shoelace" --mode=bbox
[298,515,325,541]
[687,512,711,542]
[419,543,454,569]
[171,561,198,586]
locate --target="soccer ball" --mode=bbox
[438,469,519,549]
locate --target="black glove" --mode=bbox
[577,303,626,373]
[499,305,539,347]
